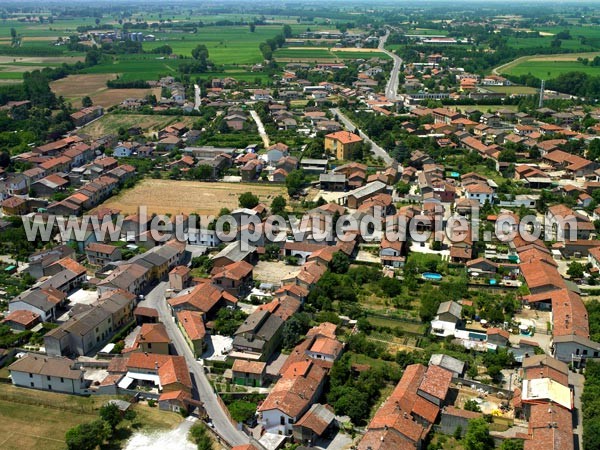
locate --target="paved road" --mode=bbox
[330,107,394,165]
[139,281,248,447]
[378,31,403,102]
[250,110,270,148]
[194,84,201,111]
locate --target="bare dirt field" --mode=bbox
[51,73,161,108]
[253,260,299,284]
[98,179,287,216]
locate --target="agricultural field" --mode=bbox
[506,35,595,51]
[50,73,162,108]
[482,85,539,95]
[80,114,196,140]
[0,55,85,82]
[498,52,600,79]
[274,46,390,62]
[98,179,287,216]
[142,25,298,65]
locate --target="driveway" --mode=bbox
[138,281,249,447]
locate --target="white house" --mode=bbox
[9,353,89,394]
[464,182,494,205]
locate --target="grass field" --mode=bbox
[498,52,600,78]
[274,47,390,62]
[80,114,196,139]
[98,179,287,216]
[0,54,85,81]
[50,73,162,108]
[142,25,292,65]
[0,384,182,450]
[483,85,539,94]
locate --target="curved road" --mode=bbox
[378,30,403,102]
[330,107,394,165]
[140,281,248,447]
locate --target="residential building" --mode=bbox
[9,354,88,394]
[324,131,363,160]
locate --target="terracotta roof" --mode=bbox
[325,130,363,145]
[2,310,39,327]
[524,403,574,450]
[86,242,119,255]
[176,310,206,341]
[417,364,453,401]
[137,323,171,344]
[232,359,266,375]
[487,327,510,340]
[210,260,253,281]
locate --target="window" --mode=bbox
[280,416,285,425]
[60,377,64,383]
[47,376,50,381]
[288,418,294,424]
[148,343,152,349]
[29,373,33,378]
[48,385,52,390]
[30,382,34,387]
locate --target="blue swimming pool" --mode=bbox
[422,272,443,281]
[450,171,460,178]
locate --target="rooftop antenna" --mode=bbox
[539,79,545,108]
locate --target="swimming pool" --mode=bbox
[422,272,443,281]
[450,171,460,178]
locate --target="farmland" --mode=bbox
[98,179,287,216]
[50,73,161,108]
[274,47,390,62]
[498,52,600,79]
[80,114,196,140]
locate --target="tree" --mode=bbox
[189,423,212,450]
[281,312,311,349]
[191,44,209,61]
[229,400,257,423]
[238,191,259,209]
[500,439,524,450]
[65,419,111,450]
[464,418,494,450]
[463,399,482,412]
[567,261,585,279]
[99,403,122,429]
[270,195,286,215]
[283,24,292,38]
[330,251,350,274]
[286,169,305,196]
[81,96,93,108]
[0,151,10,168]
[249,23,256,32]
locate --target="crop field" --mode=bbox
[506,36,595,51]
[498,52,600,78]
[80,114,196,139]
[142,25,296,65]
[50,73,161,108]
[0,54,85,81]
[98,179,287,216]
[274,47,390,62]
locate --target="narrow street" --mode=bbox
[194,84,201,111]
[138,282,249,447]
[330,107,394,165]
[250,110,270,148]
